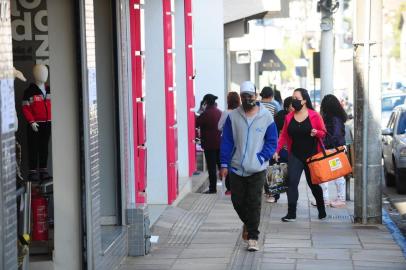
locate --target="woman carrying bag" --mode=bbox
[318,94,348,208]
[273,88,327,222]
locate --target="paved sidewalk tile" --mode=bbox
[120,178,406,270]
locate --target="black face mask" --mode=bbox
[242,98,256,111]
[292,99,304,111]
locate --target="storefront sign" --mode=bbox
[11,0,49,65]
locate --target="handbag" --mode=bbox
[266,163,288,195]
[306,141,352,185]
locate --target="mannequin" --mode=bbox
[13,67,27,132]
[22,64,52,182]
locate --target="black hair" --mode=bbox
[227,92,241,110]
[283,96,293,111]
[205,98,216,106]
[320,94,348,122]
[260,86,274,98]
[274,89,283,105]
[293,88,314,110]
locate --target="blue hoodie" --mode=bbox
[220,102,278,177]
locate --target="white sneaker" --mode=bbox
[247,239,259,252]
[266,195,276,203]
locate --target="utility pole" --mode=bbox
[318,0,338,98]
[353,0,382,224]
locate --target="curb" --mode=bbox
[382,208,406,258]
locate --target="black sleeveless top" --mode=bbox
[288,117,317,162]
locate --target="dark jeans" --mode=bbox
[204,149,220,192]
[230,171,266,240]
[27,122,51,171]
[225,174,230,191]
[287,154,324,207]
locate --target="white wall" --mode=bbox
[145,0,168,204]
[193,0,225,111]
[175,0,189,178]
[48,0,81,269]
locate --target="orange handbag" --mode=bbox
[306,145,353,185]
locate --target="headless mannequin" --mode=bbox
[22,64,52,181]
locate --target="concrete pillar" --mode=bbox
[353,0,382,224]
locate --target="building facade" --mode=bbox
[0,0,224,270]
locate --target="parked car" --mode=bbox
[382,91,406,127]
[382,105,406,194]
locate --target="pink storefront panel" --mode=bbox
[130,0,147,204]
[163,0,178,204]
[184,0,196,176]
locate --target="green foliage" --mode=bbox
[391,2,406,59]
[275,38,301,82]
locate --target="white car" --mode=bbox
[382,105,406,194]
[382,92,406,127]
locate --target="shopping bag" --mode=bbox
[306,145,352,185]
[266,163,288,195]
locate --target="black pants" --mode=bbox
[204,149,220,192]
[287,154,324,207]
[230,171,265,240]
[27,122,51,171]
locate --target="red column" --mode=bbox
[129,0,147,204]
[184,0,196,176]
[163,0,178,204]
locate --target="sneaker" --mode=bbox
[247,239,259,252]
[242,225,248,241]
[318,211,327,220]
[266,195,276,203]
[203,190,216,194]
[281,214,296,222]
[311,200,330,207]
[330,200,346,208]
[225,190,232,195]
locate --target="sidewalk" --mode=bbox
[120,178,406,270]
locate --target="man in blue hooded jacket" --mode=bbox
[219,81,278,252]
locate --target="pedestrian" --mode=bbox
[273,88,327,222]
[196,94,222,194]
[319,94,348,208]
[260,86,281,115]
[220,81,278,251]
[273,87,283,107]
[260,87,282,203]
[265,97,294,203]
[218,91,241,195]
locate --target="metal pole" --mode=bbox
[320,0,335,98]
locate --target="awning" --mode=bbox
[258,50,286,74]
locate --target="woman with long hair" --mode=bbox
[319,94,348,207]
[273,88,327,222]
[218,91,241,194]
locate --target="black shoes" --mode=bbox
[281,214,296,222]
[282,203,297,222]
[203,190,216,194]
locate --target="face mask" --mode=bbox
[292,99,304,111]
[241,98,256,111]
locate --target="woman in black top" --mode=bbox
[274,88,327,222]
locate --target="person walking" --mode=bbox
[319,94,348,207]
[260,86,281,115]
[273,88,327,222]
[260,87,283,203]
[196,94,222,194]
[220,81,278,251]
[218,91,241,195]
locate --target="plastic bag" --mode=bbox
[266,163,288,195]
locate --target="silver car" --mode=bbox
[382,105,406,194]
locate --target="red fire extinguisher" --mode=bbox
[31,192,48,241]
